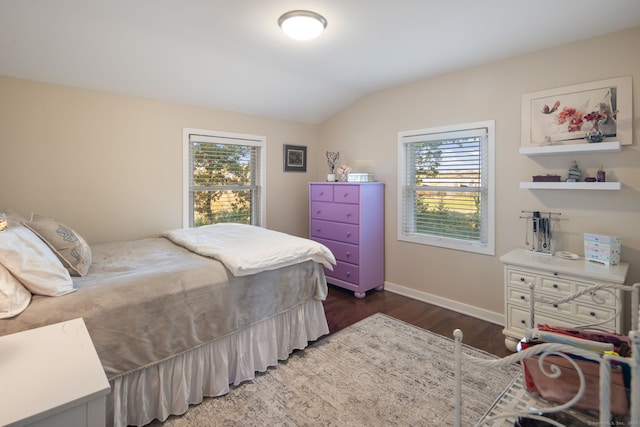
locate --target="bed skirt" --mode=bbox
[107,298,329,427]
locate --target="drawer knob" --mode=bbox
[346,252,351,258]
[316,210,322,214]
[316,228,321,233]
[346,232,352,237]
[346,213,351,217]
[520,320,526,324]
[346,271,351,277]
[553,304,558,308]
[520,277,525,282]
[553,284,558,289]
[590,311,596,317]
[554,272,559,276]
[520,295,525,300]
[343,193,348,197]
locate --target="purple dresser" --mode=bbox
[309,182,385,298]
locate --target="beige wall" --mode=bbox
[1,27,639,320]
[318,26,640,316]
[0,77,319,243]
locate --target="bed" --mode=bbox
[0,211,335,427]
[453,281,640,426]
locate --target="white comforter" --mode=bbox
[162,223,336,276]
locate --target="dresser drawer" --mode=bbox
[507,305,574,334]
[327,261,360,284]
[310,184,334,201]
[313,238,359,265]
[575,303,616,326]
[310,219,359,244]
[333,185,360,204]
[540,277,574,295]
[506,269,538,287]
[575,284,616,307]
[310,201,359,224]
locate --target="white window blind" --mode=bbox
[398,121,495,255]
[183,129,266,228]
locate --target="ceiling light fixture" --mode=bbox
[278,10,327,41]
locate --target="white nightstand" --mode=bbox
[0,318,110,427]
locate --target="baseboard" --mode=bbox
[383,281,504,326]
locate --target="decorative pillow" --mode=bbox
[24,214,92,277]
[0,263,31,318]
[0,220,75,296]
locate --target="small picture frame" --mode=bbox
[283,144,307,172]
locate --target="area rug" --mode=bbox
[151,313,519,426]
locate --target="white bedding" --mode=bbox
[162,223,336,276]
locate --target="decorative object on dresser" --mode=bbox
[520,210,560,255]
[500,248,629,351]
[309,182,384,298]
[325,150,339,182]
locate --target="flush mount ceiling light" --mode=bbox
[278,10,327,41]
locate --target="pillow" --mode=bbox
[0,263,31,318]
[0,220,75,296]
[24,214,92,277]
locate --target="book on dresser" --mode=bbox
[309,182,385,298]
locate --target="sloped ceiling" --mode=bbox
[1,0,640,123]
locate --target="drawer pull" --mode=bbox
[316,228,321,233]
[346,213,351,217]
[553,284,558,289]
[553,304,558,308]
[346,271,351,277]
[346,252,351,258]
[343,193,349,198]
[590,311,596,317]
[346,232,352,238]
[316,210,322,214]
[554,272,559,276]
[520,296,525,300]
[520,319,526,325]
[520,277,525,282]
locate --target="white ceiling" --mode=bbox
[2,1,640,124]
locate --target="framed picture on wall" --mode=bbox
[521,76,632,147]
[283,144,307,172]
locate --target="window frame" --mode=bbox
[182,128,267,228]
[397,120,495,255]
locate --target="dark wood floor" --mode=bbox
[322,285,512,358]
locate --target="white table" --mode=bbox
[0,318,110,427]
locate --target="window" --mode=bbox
[397,120,495,255]
[183,128,266,228]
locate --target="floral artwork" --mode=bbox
[530,87,616,144]
[521,76,632,147]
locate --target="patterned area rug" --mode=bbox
[152,313,519,426]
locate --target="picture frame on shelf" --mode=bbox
[283,144,307,172]
[521,76,632,148]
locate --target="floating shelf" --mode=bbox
[519,182,621,190]
[519,141,621,157]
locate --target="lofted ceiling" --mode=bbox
[1,1,640,124]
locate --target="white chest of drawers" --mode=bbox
[0,318,110,427]
[500,249,629,351]
[309,182,385,298]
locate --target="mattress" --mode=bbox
[0,237,329,381]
